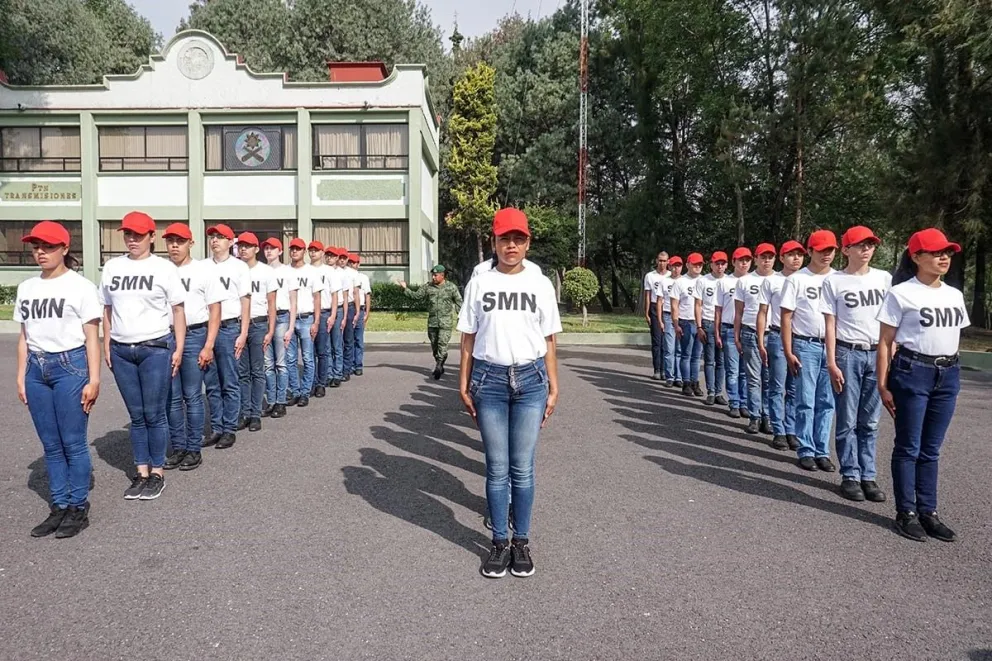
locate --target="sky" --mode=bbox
[130,0,552,44]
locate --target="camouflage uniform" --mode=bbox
[404,280,463,363]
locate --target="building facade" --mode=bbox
[0,30,440,285]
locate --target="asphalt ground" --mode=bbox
[0,338,990,661]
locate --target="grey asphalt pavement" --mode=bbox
[0,339,990,661]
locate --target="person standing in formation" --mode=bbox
[662,256,684,388]
[714,247,751,417]
[164,224,222,472]
[328,246,349,388]
[695,252,727,406]
[261,238,298,418]
[286,238,321,407]
[671,253,704,397]
[100,211,186,501]
[16,221,101,538]
[781,230,837,471]
[350,254,372,376]
[877,228,969,543]
[340,250,362,381]
[756,240,805,451]
[471,251,542,278]
[399,265,463,379]
[202,224,250,450]
[238,232,277,432]
[735,244,775,432]
[643,252,669,380]
[458,207,561,579]
[309,241,335,398]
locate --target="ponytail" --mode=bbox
[64,252,81,271]
[892,249,917,285]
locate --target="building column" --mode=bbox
[187,111,205,259]
[80,112,99,282]
[296,109,312,240]
[406,110,424,284]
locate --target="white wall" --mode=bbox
[98,176,188,208]
[420,161,434,222]
[204,174,296,207]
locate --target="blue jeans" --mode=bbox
[110,335,173,468]
[648,306,663,374]
[343,305,357,375]
[316,309,332,386]
[204,322,241,434]
[679,319,702,384]
[721,324,747,410]
[888,353,960,514]
[264,311,290,405]
[167,326,207,452]
[741,326,769,420]
[354,306,366,372]
[25,346,91,507]
[471,358,549,543]
[702,320,724,396]
[765,330,796,436]
[834,346,881,481]
[663,312,682,382]
[239,319,267,418]
[793,337,835,459]
[331,307,345,380]
[287,314,316,397]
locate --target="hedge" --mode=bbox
[0,285,15,305]
[371,282,429,312]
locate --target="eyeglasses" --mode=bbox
[922,249,956,258]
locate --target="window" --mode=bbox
[0,221,83,266]
[313,221,408,265]
[99,221,170,265]
[0,127,81,172]
[205,125,297,171]
[99,126,188,172]
[312,124,409,170]
[213,220,297,264]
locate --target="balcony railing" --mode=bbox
[0,157,81,172]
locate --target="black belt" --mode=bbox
[220,318,240,328]
[837,339,877,352]
[769,325,781,333]
[897,348,959,367]
[111,334,170,349]
[250,315,268,324]
[187,321,207,331]
[722,323,734,329]
[793,333,823,344]
[321,307,332,312]
[298,313,314,319]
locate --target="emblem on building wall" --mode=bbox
[235,130,271,167]
[178,41,214,80]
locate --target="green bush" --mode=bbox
[0,285,16,305]
[371,282,429,311]
[562,267,600,326]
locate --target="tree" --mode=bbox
[562,267,599,326]
[446,62,499,262]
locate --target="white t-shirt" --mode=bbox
[246,262,278,319]
[643,270,667,304]
[734,272,769,329]
[457,268,562,366]
[715,274,740,323]
[655,275,677,313]
[312,264,335,310]
[693,274,721,322]
[757,272,788,329]
[99,254,185,343]
[876,278,970,356]
[341,266,361,304]
[355,272,371,305]
[177,259,225,326]
[821,268,892,346]
[15,270,102,353]
[271,264,300,312]
[780,267,834,339]
[471,258,542,279]
[670,275,699,320]
[291,264,320,315]
[209,256,251,321]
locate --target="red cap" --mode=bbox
[119,211,156,235]
[308,240,324,251]
[206,224,235,240]
[237,232,259,247]
[492,208,530,237]
[780,240,807,256]
[261,237,282,250]
[668,256,683,266]
[687,252,704,265]
[755,243,777,256]
[711,251,728,263]
[288,238,307,250]
[22,221,70,247]
[807,229,839,252]
[908,228,961,256]
[351,253,361,264]
[732,247,752,261]
[162,223,193,240]
[842,226,880,248]
[323,245,338,255]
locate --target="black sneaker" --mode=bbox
[510,538,535,577]
[673,380,683,389]
[286,395,300,407]
[54,504,89,539]
[738,407,749,419]
[481,541,512,578]
[861,480,886,503]
[651,372,661,381]
[261,404,274,418]
[297,396,309,408]
[894,512,927,542]
[681,383,693,396]
[236,417,248,431]
[728,408,741,419]
[745,419,759,434]
[663,380,674,388]
[248,417,262,432]
[203,432,222,448]
[314,385,326,398]
[138,474,166,500]
[839,479,866,501]
[919,512,957,542]
[330,379,341,388]
[760,417,773,435]
[164,451,187,470]
[704,394,715,406]
[770,435,789,450]
[178,452,202,471]
[270,404,287,419]
[786,434,800,451]
[215,433,236,449]
[714,395,728,406]
[124,474,147,500]
[691,382,704,397]
[815,457,836,472]
[354,369,363,376]
[31,505,67,537]
[343,374,351,382]
[797,457,817,471]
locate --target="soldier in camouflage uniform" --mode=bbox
[399,264,463,379]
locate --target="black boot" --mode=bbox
[31,505,67,537]
[55,504,90,538]
[432,362,442,380]
[270,404,287,418]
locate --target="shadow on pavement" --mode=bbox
[27,456,50,504]
[969,651,992,661]
[91,427,134,477]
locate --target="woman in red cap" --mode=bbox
[100,211,186,501]
[458,208,561,579]
[15,221,101,538]
[877,228,969,542]
[671,252,705,396]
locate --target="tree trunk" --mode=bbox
[582,304,588,327]
[476,231,485,264]
[973,235,988,328]
[794,100,804,239]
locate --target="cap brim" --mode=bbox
[21,233,65,245]
[494,227,530,237]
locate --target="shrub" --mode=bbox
[0,285,16,305]
[562,267,599,326]
[371,282,429,311]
